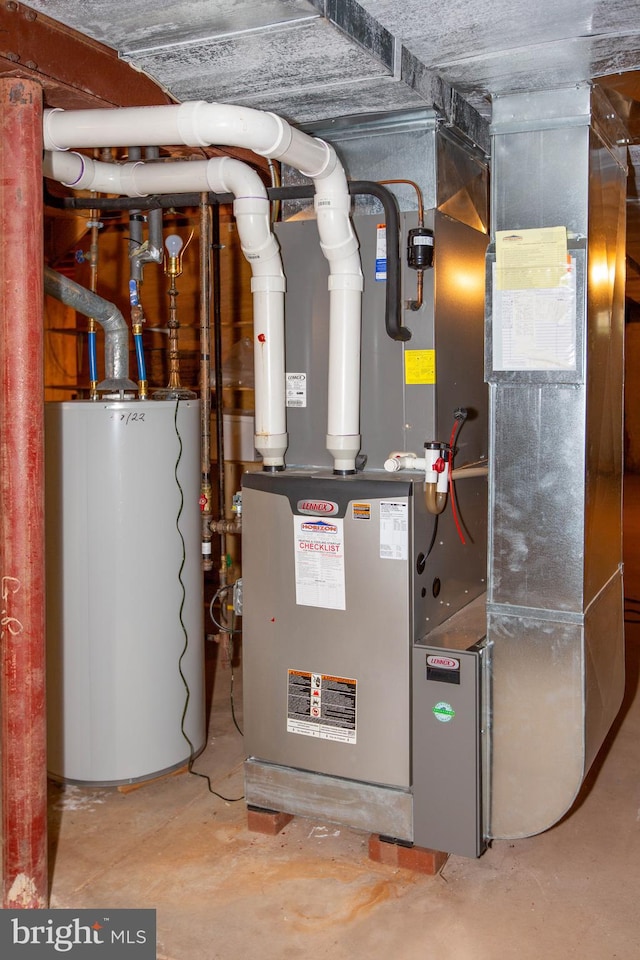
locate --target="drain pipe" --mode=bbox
[43,151,287,468]
[43,267,136,393]
[43,101,362,473]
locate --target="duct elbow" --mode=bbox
[44,267,131,385]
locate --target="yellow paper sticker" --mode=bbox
[495,226,568,290]
[405,349,436,385]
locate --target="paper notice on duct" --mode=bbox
[293,516,345,610]
[379,500,408,560]
[492,257,577,371]
[495,226,568,290]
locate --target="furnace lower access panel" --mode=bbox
[412,639,485,858]
[242,471,416,789]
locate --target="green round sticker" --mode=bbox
[433,701,455,723]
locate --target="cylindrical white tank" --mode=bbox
[45,398,205,784]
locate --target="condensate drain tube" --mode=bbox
[424,443,448,515]
[384,444,449,515]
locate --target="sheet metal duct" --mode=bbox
[486,85,627,838]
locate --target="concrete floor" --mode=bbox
[45,479,640,960]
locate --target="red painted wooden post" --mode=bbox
[0,77,48,908]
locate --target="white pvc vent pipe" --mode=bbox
[43,101,364,471]
[43,151,288,466]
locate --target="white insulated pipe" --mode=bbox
[43,150,288,466]
[43,101,363,471]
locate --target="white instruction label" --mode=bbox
[379,500,408,560]
[286,372,307,407]
[375,223,387,281]
[294,515,345,609]
[492,258,577,371]
[287,669,357,743]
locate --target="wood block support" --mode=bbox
[247,805,294,835]
[369,835,449,874]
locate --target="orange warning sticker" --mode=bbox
[287,669,357,743]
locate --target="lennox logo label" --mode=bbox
[427,655,460,670]
[297,499,339,516]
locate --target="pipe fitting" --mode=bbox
[176,101,213,147]
[384,453,425,472]
[326,433,361,474]
[424,483,448,515]
[252,111,293,160]
[251,275,286,293]
[42,100,363,474]
[209,517,242,535]
[42,107,68,151]
[327,273,364,293]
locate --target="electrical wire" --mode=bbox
[227,618,244,738]
[208,583,241,635]
[173,399,244,803]
[208,582,244,736]
[424,513,439,562]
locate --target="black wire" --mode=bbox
[173,399,244,803]
[208,583,241,636]
[207,584,244,735]
[227,614,244,737]
[425,513,439,561]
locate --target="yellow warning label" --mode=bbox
[352,502,371,520]
[405,349,436,385]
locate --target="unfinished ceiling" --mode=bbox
[16,0,640,307]
[17,1,640,127]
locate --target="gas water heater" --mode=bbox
[242,111,491,857]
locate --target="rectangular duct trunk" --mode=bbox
[486,85,627,838]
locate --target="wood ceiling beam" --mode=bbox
[0,1,172,108]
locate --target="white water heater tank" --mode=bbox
[45,398,205,784]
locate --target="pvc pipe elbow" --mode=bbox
[384,453,423,472]
[43,150,83,186]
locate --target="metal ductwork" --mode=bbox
[43,266,136,392]
[486,84,627,838]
